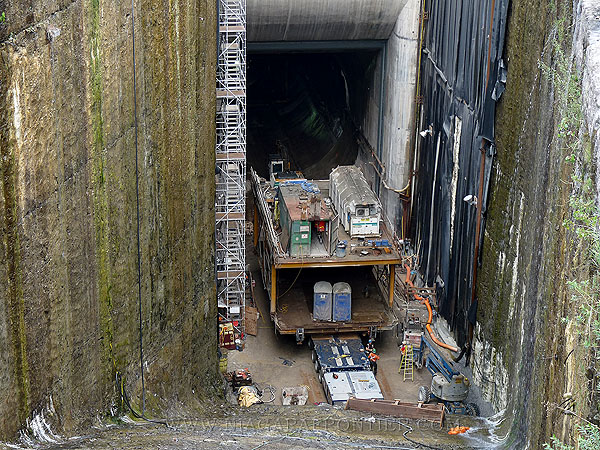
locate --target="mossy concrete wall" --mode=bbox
[0,0,218,440]
[473,0,598,446]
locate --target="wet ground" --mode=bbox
[6,405,504,449]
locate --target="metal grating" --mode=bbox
[216,0,246,334]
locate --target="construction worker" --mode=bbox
[369,349,380,375]
[365,339,375,354]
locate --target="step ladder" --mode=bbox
[398,345,414,381]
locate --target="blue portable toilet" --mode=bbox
[332,282,352,321]
[313,281,333,321]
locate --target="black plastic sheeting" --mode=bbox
[411,0,508,346]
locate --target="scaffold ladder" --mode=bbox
[216,0,246,336]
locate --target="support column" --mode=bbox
[389,264,396,307]
[270,265,277,314]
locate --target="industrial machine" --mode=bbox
[310,334,383,405]
[250,166,400,339]
[398,307,424,352]
[329,166,381,237]
[277,183,335,257]
[268,155,304,188]
[416,337,479,416]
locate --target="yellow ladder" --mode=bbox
[398,345,414,381]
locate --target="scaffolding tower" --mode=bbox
[216,0,246,335]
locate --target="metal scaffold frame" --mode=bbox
[216,0,246,335]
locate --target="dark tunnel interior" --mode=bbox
[247,51,381,179]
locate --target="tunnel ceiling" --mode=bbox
[248,51,379,179]
[247,0,403,41]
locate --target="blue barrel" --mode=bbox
[332,282,352,321]
[335,242,346,257]
[313,281,333,321]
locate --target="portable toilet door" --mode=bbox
[332,282,352,321]
[313,281,333,321]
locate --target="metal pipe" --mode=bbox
[409,0,428,239]
[425,134,440,283]
[253,204,259,247]
[389,264,396,307]
[375,43,387,197]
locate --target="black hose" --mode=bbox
[116,373,170,427]
[397,420,443,450]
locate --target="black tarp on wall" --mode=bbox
[412,0,508,346]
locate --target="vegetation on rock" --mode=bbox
[541,2,600,448]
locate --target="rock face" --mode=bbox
[474,0,599,446]
[0,0,218,440]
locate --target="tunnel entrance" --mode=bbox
[247,48,382,179]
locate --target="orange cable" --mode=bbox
[404,264,458,352]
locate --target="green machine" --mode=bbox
[277,184,316,257]
[289,220,311,257]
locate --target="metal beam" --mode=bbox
[275,258,402,269]
[248,40,386,54]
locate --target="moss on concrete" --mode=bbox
[88,0,117,388]
[0,63,31,428]
[474,0,595,446]
[0,0,218,440]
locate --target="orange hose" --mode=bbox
[404,264,458,353]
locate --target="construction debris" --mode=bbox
[345,397,445,426]
[281,386,309,405]
[224,368,253,388]
[238,386,261,407]
[448,426,470,435]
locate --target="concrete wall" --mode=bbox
[0,0,218,440]
[356,0,420,234]
[247,0,404,42]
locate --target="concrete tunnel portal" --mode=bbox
[246,0,417,207]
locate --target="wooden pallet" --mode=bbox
[345,398,444,426]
